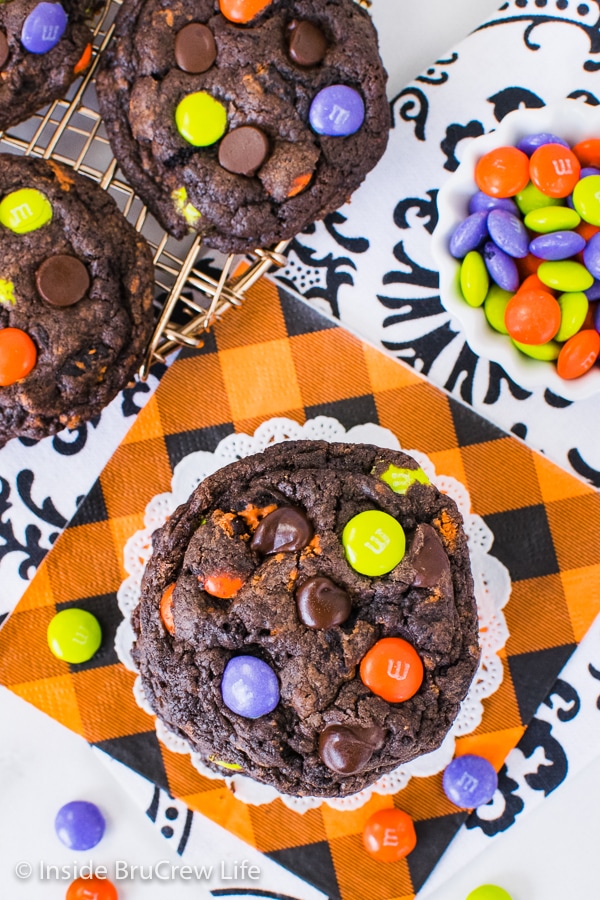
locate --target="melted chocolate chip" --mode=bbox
[251,506,313,554]
[0,32,9,71]
[35,255,90,307]
[287,19,327,67]
[319,724,386,775]
[174,22,217,74]
[296,576,351,629]
[218,126,270,177]
[411,523,451,588]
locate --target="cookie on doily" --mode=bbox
[130,438,481,799]
[95,0,390,252]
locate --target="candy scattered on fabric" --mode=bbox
[55,800,105,850]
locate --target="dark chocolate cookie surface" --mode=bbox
[134,441,480,798]
[0,0,94,132]
[96,0,390,252]
[0,154,155,446]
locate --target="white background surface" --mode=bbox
[2,2,599,900]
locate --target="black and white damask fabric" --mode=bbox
[273,0,600,487]
[0,369,163,622]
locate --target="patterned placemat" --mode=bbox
[0,278,599,900]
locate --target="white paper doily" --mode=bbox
[116,416,511,813]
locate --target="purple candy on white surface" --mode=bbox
[487,208,529,258]
[468,191,518,215]
[442,754,498,808]
[516,132,569,155]
[54,801,105,850]
[309,85,364,137]
[449,210,488,258]
[221,655,280,718]
[483,240,519,291]
[21,2,67,54]
[530,230,586,261]
[583,232,600,279]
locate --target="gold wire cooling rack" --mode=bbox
[0,0,290,379]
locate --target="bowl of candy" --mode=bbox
[432,100,600,400]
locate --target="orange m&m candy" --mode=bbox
[203,572,245,599]
[529,143,581,198]
[474,146,529,198]
[504,289,561,344]
[363,808,417,862]
[0,327,37,386]
[160,583,175,635]
[556,329,600,379]
[74,42,93,75]
[573,137,600,168]
[360,637,423,703]
[515,273,548,295]
[219,0,272,23]
[66,876,118,900]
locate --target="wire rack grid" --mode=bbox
[0,0,289,378]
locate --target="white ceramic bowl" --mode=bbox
[431,100,600,401]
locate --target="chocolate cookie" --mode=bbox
[133,441,480,798]
[96,0,390,252]
[0,154,155,446]
[0,0,95,132]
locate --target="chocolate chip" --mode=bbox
[0,32,9,71]
[35,255,90,308]
[251,506,313,554]
[296,576,351,628]
[174,22,217,74]
[410,523,451,588]
[319,724,386,775]
[287,19,327,67]
[218,126,270,177]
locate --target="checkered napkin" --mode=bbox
[0,276,599,900]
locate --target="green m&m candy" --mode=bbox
[483,283,512,334]
[0,188,52,233]
[537,260,593,293]
[47,608,102,664]
[342,510,406,576]
[523,204,580,233]
[460,250,488,307]
[515,182,562,216]
[379,463,429,494]
[512,338,560,361]
[466,886,512,900]
[572,173,600,225]
[555,291,589,342]
[175,91,227,147]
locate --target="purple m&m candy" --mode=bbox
[487,209,529,258]
[468,192,518,216]
[55,801,105,850]
[580,166,600,179]
[483,241,519,292]
[21,2,67,54]
[586,278,600,301]
[530,229,586,261]
[583,232,600,279]
[221,655,280,718]
[309,85,364,137]
[443,754,498,808]
[449,211,488,259]
[516,132,569,155]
